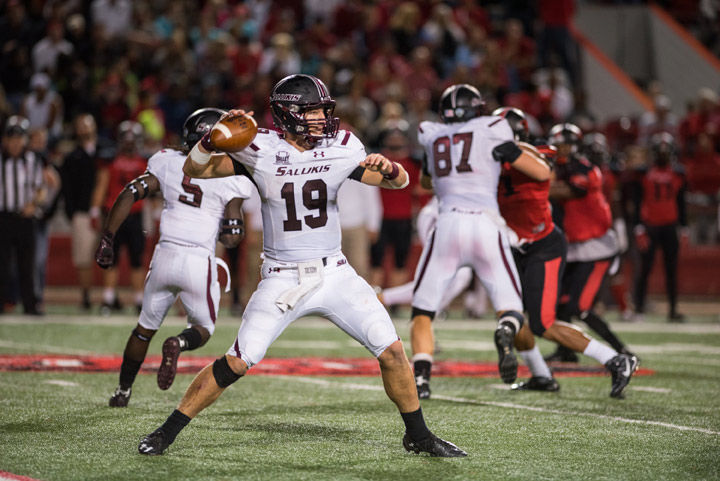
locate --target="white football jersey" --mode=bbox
[418,116,514,214]
[229,129,366,262]
[147,149,255,252]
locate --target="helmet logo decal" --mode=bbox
[273,94,302,101]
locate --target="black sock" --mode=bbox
[159,409,191,444]
[413,360,432,381]
[401,407,431,442]
[580,311,625,352]
[178,328,203,351]
[119,355,143,390]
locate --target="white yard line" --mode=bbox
[286,376,720,436]
[44,380,79,387]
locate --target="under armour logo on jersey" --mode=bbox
[313,151,325,158]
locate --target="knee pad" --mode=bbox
[212,356,243,388]
[498,310,524,335]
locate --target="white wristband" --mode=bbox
[190,143,212,165]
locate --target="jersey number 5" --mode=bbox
[179,175,203,208]
[281,180,328,231]
[432,132,474,177]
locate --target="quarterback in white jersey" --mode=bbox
[408,84,552,399]
[138,75,466,458]
[96,108,254,408]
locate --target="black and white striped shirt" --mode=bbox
[0,150,44,214]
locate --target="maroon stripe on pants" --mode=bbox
[233,338,241,357]
[206,257,216,324]
[498,233,522,298]
[413,230,437,294]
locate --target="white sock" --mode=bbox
[103,288,115,304]
[381,282,414,306]
[518,345,552,379]
[583,339,617,364]
[411,353,434,364]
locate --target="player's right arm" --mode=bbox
[493,141,551,181]
[95,172,160,269]
[184,109,253,179]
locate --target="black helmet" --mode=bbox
[270,74,339,140]
[3,115,30,137]
[582,132,610,166]
[439,84,484,123]
[491,107,529,142]
[649,132,676,165]
[182,107,227,149]
[549,123,583,152]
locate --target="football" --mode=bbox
[210,113,258,152]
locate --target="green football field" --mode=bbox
[1,309,718,481]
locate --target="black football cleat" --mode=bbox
[138,428,171,455]
[511,376,560,392]
[157,337,181,390]
[494,324,518,384]
[403,432,467,457]
[109,386,131,407]
[605,354,639,398]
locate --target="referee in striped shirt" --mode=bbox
[0,116,46,315]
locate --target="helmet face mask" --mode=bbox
[117,120,144,153]
[549,123,583,154]
[650,132,676,166]
[491,107,529,142]
[270,74,339,142]
[182,107,227,149]
[439,84,484,123]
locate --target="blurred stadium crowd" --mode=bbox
[1,0,719,315]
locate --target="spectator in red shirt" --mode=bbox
[498,18,536,92]
[633,133,688,322]
[370,127,420,288]
[537,0,579,87]
[90,121,148,315]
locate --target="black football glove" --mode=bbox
[95,231,115,269]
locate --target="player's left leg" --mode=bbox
[471,220,525,384]
[322,265,466,457]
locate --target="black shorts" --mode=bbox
[370,218,413,269]
[513,227,566,336]
[558,256,613,320]
[113,212,146,268]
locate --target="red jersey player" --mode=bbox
[495,108,638,398]
[632,132,687,322]
[547,123,633,363]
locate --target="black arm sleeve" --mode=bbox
[232,159,259,190]
[421,155,430,177]
[348,166,365,182]
[492,141,522,164]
